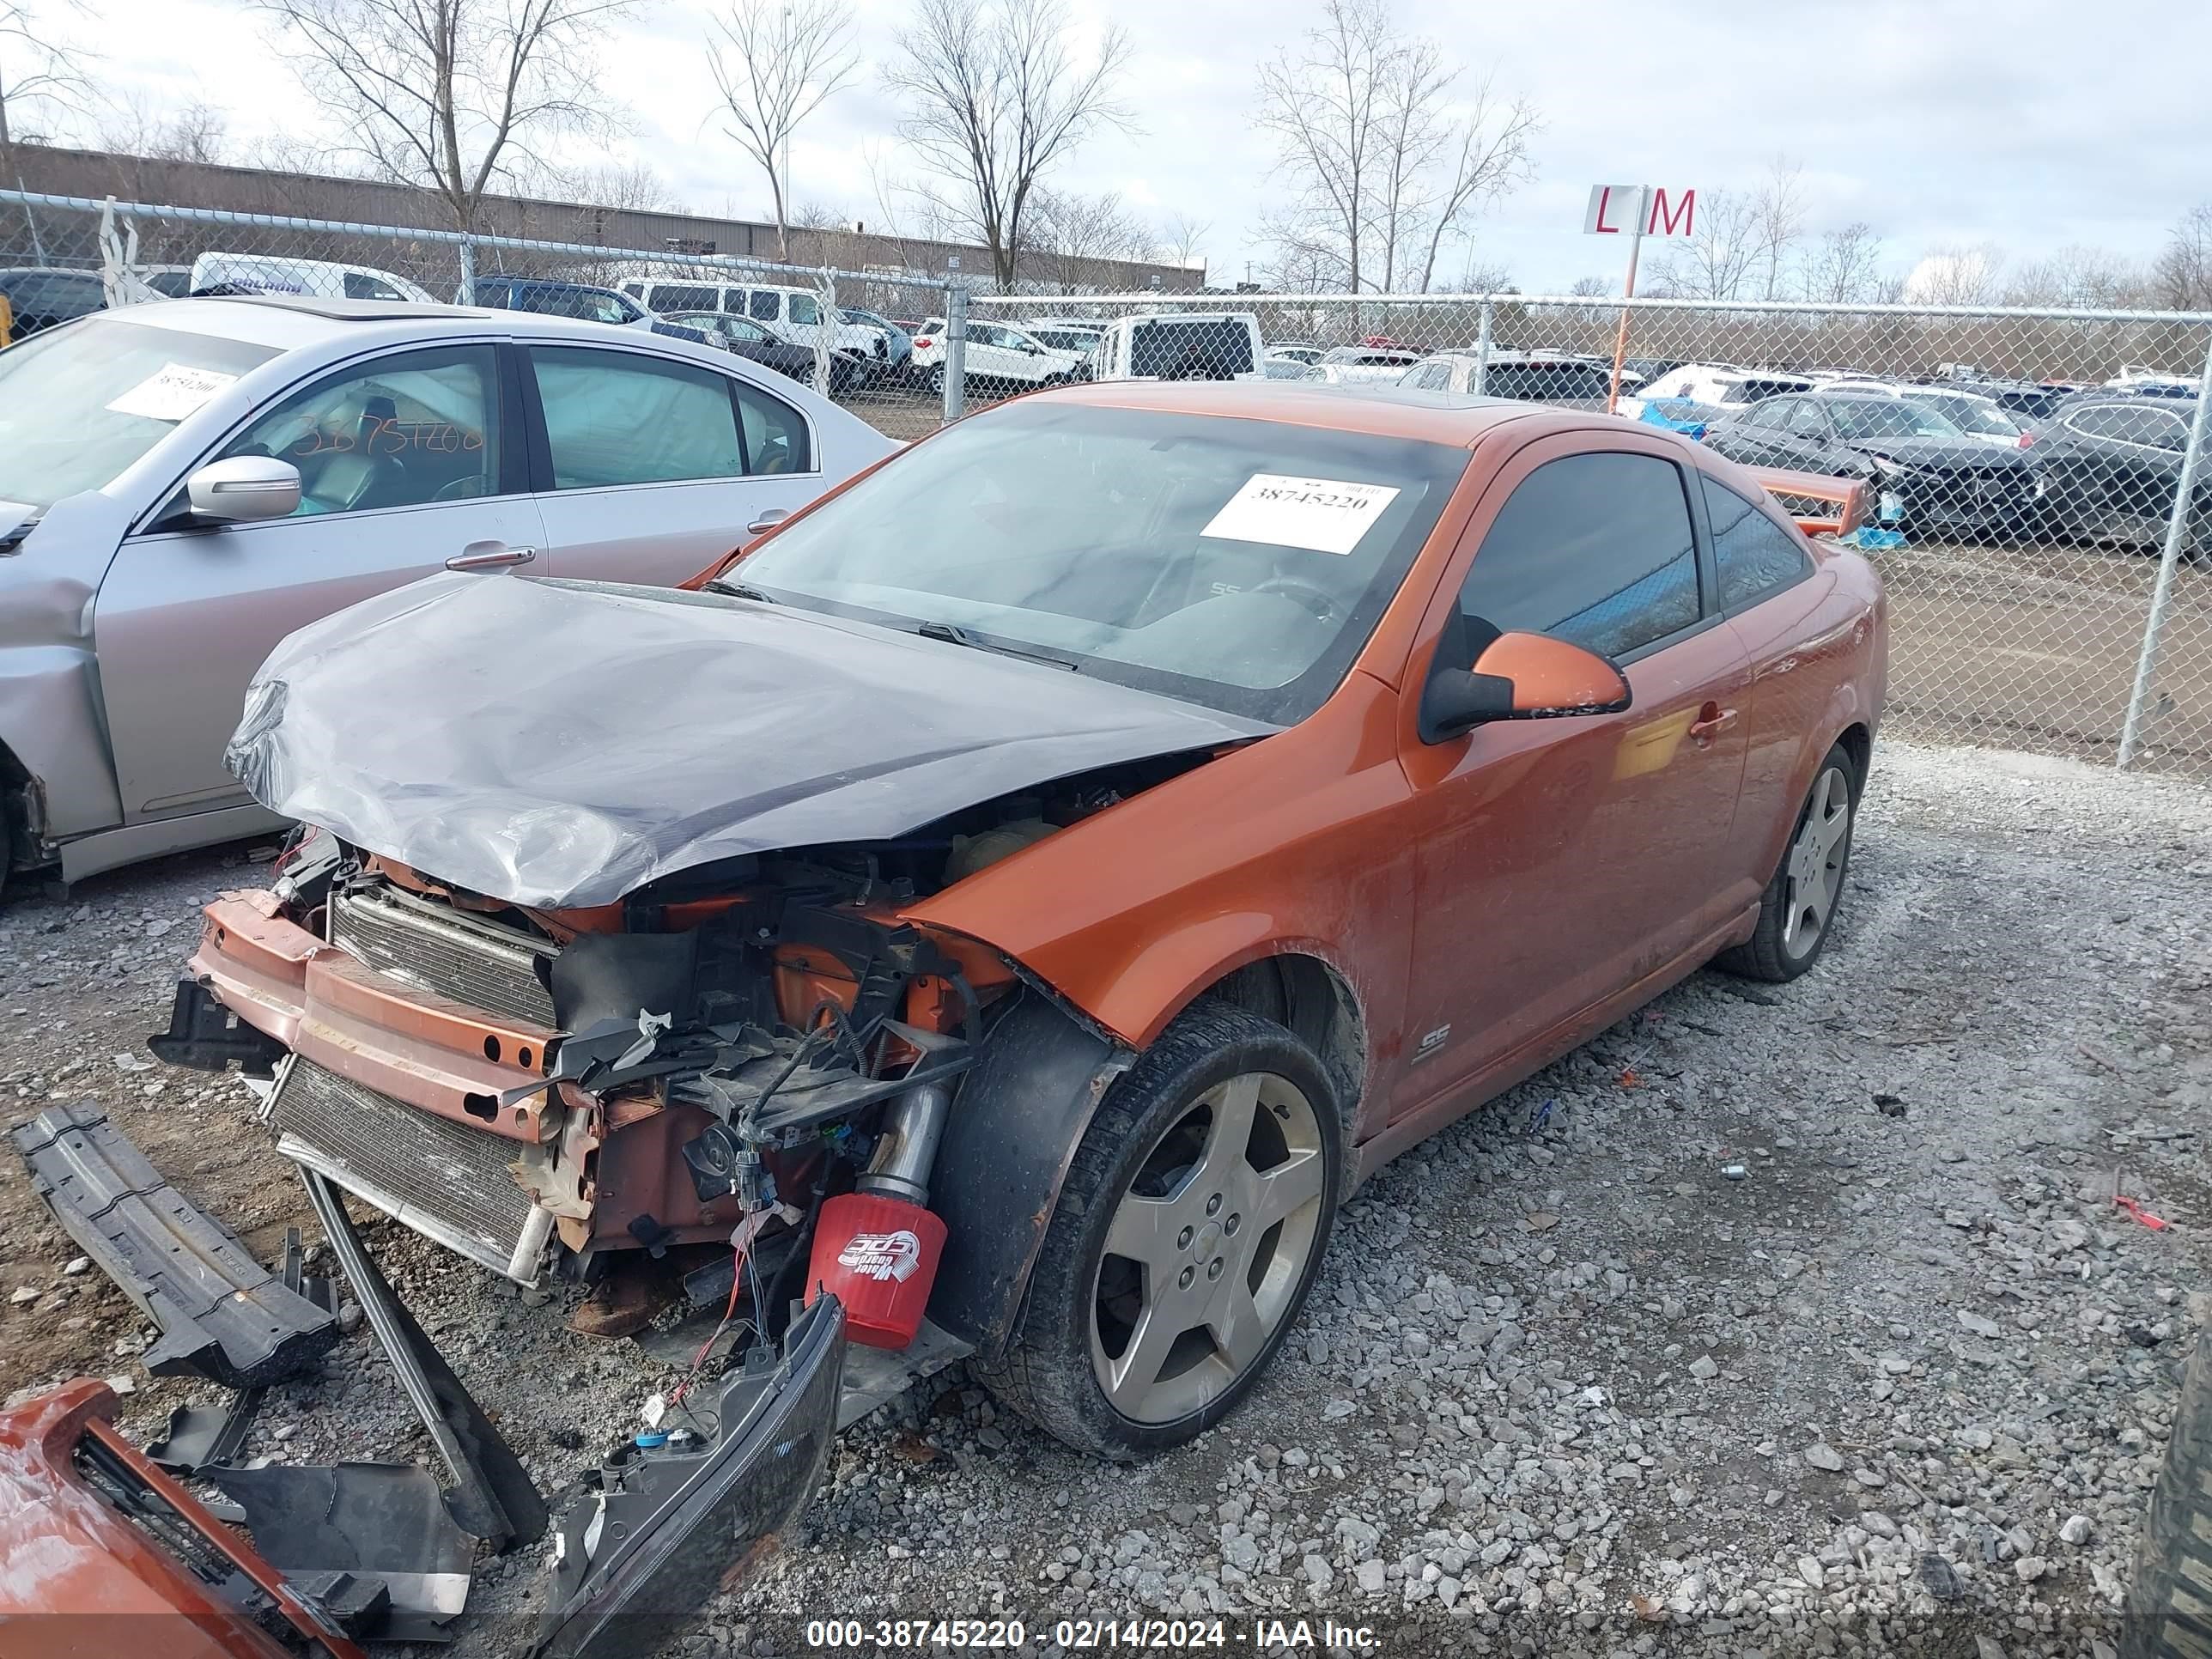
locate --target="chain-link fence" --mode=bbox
[3,182,2209,779]
[0,189,958,441]
[964,288,2212,779]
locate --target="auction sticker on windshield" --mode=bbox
[105,363,240,422]
[1201,473,1401,556]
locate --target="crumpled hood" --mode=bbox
[227,572,1273,908]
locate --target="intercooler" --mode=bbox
[328,884,557,1026]
[272,1059,551,1284]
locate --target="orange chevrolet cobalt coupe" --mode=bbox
[158,380,1881,1644]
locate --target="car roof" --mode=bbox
[94,295,733,356]
[1032,377,1553,447]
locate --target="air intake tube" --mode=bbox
[805,1082,950,1350]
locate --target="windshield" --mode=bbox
[1030,329,1099,352]
[734,402,1468,722]
[1826,398,1965,441]
[1905,392,2018,437]
[0,315,279,510]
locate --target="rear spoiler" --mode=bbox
[1745,467,1869,538]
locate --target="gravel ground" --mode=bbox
[3,738,2209,1658]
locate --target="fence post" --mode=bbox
[2117,324,2212,769]
[942,286,969,423]
[457,238,476,307]
[1471,299,1494,396]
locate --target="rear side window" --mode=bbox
[343,272,405,301]
[1458,451,1700,660]
[789,295,819,325]
[529,348,744,489]
[653,284,720,313]
[1701,474,1811,611]
[747,290,779,321]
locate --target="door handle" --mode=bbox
[446,542,538,572]
[1688,703,1738,744]
[745,509,789,537]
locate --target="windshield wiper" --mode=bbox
[914,619,1078,671]
[702,578,776,603]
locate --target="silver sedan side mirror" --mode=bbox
[186,455,301,522]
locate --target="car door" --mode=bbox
[522,341,824,588]
[1706,398,1784,467]
[91,339,542,825]
[1771,398,1841,471]
[1390,436,1754,1121]
[960,323,1025,384]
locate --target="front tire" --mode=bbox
[1715,742,1859,982]
[979,1002,1341,1459]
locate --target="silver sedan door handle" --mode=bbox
[745,509,789,536]
[446,542,538,572]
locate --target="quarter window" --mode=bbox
[1701,473,1811,611]
[1458,452,1701,659]
[530,349,744,489]
[734,380,811,475]
[219,345,499,517]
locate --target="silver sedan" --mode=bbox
[0,295,896,892]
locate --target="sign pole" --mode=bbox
[1605,187,1647,416]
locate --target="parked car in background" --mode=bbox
[1936,375,2074,422]
[1262,353,1319,380]
[189,252,435,304]
[1829,381,2027,446]
[2025,394,2208,553]
[0,267,106,340]
[1093,313,1265,382]
[836,306,916,383]
[1316,345,1422,385]
[659,310,849,388]
[619,279,892,379]
[1022,324,1105,379]
[1703,391,2036,539]
[467,276,716,349]
[1617,364,1814,420]
[1267,344,1325,367]
[911,317,1086,396]
[0,296,895,892]
[1396,350,1620,409]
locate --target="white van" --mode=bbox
[620,277,889,374]
[1091,313,1265,384]
[188,252,436,305]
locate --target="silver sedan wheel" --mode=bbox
[1089,1073,1327,1425]
[1782,766,1851,957]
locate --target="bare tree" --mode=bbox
[1800,222,1887,305]
[884,0,1132,290]
[1029,186,1155,291]
[1905,242,2006,307]
[1568,275,1607,297]
[1162,209,1209,271]
[546,159,683,212]
[2007,244,2146,308]
[254,0,636,231]
[1255,0,1534,295]
[1646,159,1802,301]
[0,1,89,170]
[708,0,857,262]
[98,94,231,164]
[1749,158,1805,300]
[2152,205,2212,310]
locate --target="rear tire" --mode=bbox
[977,1001,1340,1461]
[1715,742,1859,982]
[2126,1331,2212,1659]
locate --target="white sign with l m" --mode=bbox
[1583,185,1698,240]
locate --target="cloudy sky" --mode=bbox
[64,0,2212,293]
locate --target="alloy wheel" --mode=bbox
[1088,1073,1326,1425]
[1783,766,1851,957]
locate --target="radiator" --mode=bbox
[329,885,557,1026]
[273,1059,546,1282]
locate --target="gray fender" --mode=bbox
[0,643,121,851]
[925,990,1132,1359]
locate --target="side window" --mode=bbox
[788,294,819,326]
[528,348,744,489]
[733,380,812,476]
[656,284,720,313]
[747,290,779,322]
[1785,401,1828,439]
[1406,362,1449,391]
[343,272,406,301]
[217,345,499,517]
[1457,451,1700,660]
[1700,473,1812,611]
